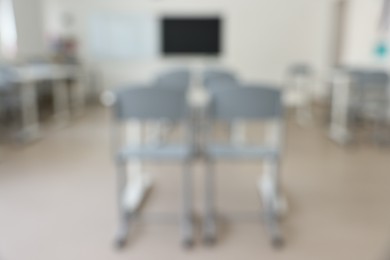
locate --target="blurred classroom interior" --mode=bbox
[1,0,390,259]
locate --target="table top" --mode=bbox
[9,64,80,83]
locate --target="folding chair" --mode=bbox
[203,85,286,247]
[111,86,195,248]
[286,63,314,125]
[347,69,390,143]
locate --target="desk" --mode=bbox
[10,64,84,142]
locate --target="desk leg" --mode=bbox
[53,80,70,127]
[20,82,40,142]
[70,73,85,117]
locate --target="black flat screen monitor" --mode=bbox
[161,17,222,56]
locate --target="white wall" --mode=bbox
[44,0,335,94]
[341,0,389,68]
[13,0,46,59]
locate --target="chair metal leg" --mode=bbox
[115,211,132,249]
[181,159,194,248]
[259,160,286,248]
[204,157,217,245]
[114,161,133,249]
[263,203,284,248]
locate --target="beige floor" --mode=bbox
[1,109,390,260]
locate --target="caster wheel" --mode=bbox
[114,237,127,249]
[271,237,285,249]
[182,238,194,249]
[204,235,216,246]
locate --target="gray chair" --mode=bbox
[203,85,286,247]
[111,86,195,248]
[287,63,314,125]
[203,68,239,90]
[348,70,389,116]
[346,69,390,143]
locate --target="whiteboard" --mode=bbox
[87,12,158,61]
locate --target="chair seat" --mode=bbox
[206,144,279,160]
[118,144,193,162]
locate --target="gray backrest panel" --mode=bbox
[210,85,283,121]
[345,70,390,104]
[203,69,238,88]
[206,79,238,94]
[155,68,191,90]
[348,70,389,88]
[114,86,188,121]
[289,64,313,76]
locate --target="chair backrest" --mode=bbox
[345,69,390,107]
[203,68,239,89]
[348,69,389,89]
[113,86,188,121]
[154,67,191,91]
[289,64,313,76]
[209,85,283,121]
